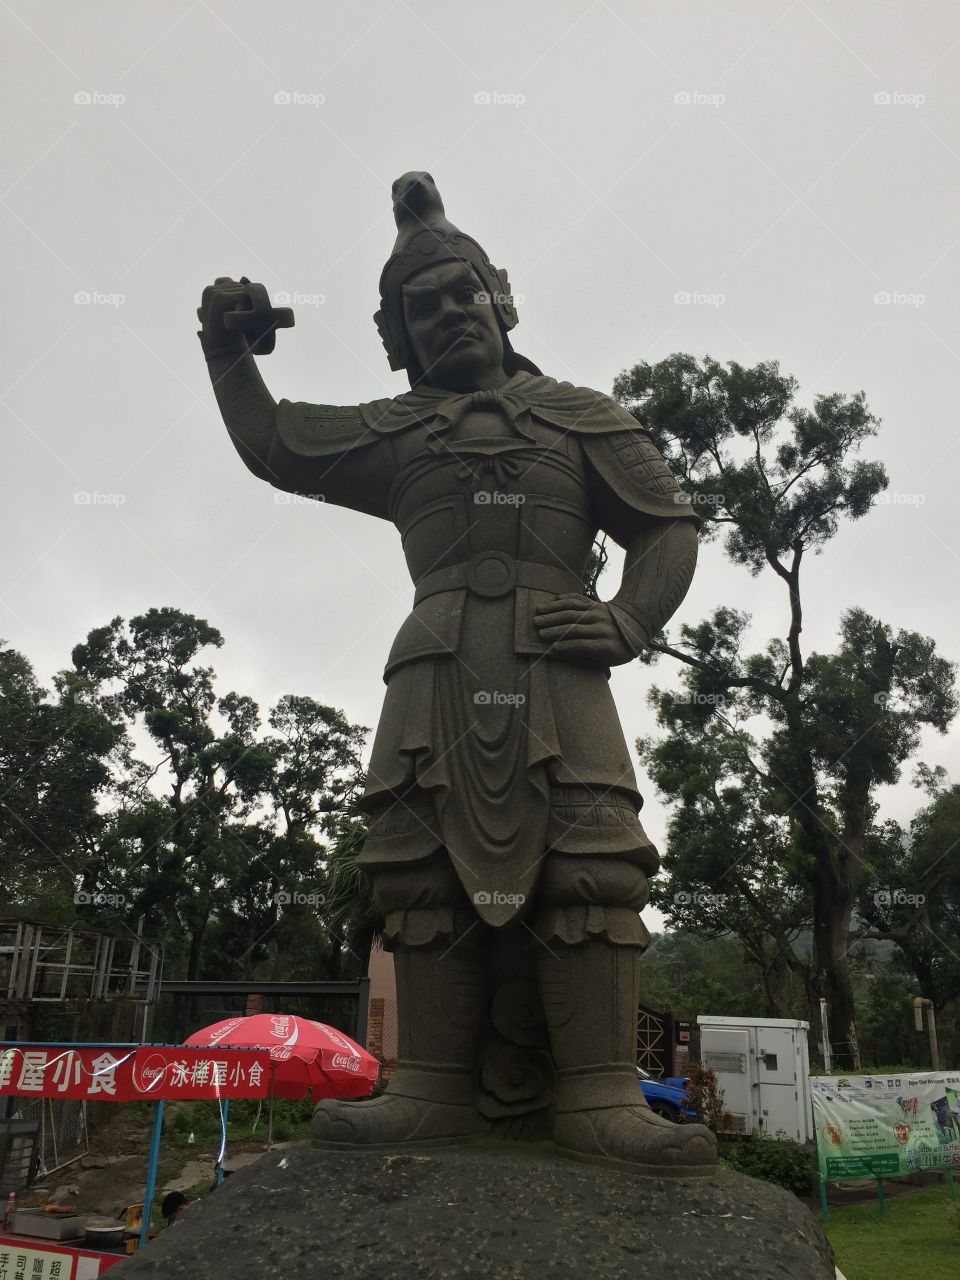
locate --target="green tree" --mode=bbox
[858,779,960,1022]
[70,608,368,988]
[72,608,265,979]
[640,710,813,1018]
[0,642,126,915]
[324,798,382,973]
[641,930,773,1017]
[615,355,957,1067]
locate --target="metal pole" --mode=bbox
[947,1171,957,1202]
[140,1099,165,1249]
[47,1098,58,1169]
[819,998,832,1073]
[266,1062,276,1151]
[60,930,74,1000]
[0,1041,140,1047]
[876,1177,885,1216]
[927,1005,941,1071]
[143,946,163,1044]
[914,997,941,1070]
[216,1100,229,1185]
[819,1176,829,1221]
[129,917,142,994]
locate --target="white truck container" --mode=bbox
[696,1015,812,1143]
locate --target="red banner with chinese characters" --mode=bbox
[0,1234,124,1276]
[0,1045,272,1101]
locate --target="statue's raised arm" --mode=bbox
[198,276,283,479]
[199,277,394,518]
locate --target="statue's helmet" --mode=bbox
[375,171,539,384]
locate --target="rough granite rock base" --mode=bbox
[117,1142,835,1279]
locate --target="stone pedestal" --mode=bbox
[118,1141,835,1279]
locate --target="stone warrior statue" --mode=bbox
[200,172,716,1174]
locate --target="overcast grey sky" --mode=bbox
[3,0,959,882]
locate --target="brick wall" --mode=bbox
[366,996,397,1086]
[368,996,385,1058]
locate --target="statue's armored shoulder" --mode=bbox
[276,397,395,457]
[579,419,698,528]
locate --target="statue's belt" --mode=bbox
[413,554,581,604]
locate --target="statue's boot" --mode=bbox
[537,939,718,1175]
[312,933,485,1149]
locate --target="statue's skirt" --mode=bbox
[357,599,658,935]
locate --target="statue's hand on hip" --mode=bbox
[534,595,644,667]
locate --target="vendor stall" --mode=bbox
[0,1235,126,1277]
[0,1041,273,1271]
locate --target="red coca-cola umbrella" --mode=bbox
[186,1013,379,1101]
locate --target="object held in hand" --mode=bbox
[198,277,295,356]
[221,278,294,355]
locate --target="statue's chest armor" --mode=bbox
[388,409,597,581]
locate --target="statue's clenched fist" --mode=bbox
[198,276,251,351]
[197,277,294,359]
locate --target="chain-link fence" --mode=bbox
[6,1096,88,1179]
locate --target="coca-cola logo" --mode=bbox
[207,1018,244,1045]
[132,1053,168,1092]
[324,1029,355,1054]
[331,1053,360,1072]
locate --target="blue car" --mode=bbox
[636,1066,700,1123]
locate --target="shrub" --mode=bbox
[163,1097,314,1145]
[723,1135,817,1197]
[684,1062,730,1133]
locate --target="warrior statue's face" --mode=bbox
[401,261,508,393]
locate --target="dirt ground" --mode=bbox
[40,1105,296,1221]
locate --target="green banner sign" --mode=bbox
[810,1072,960,1179]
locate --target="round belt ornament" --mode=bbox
[466,551,517,598]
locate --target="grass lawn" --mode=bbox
[824,1184,960,1279]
